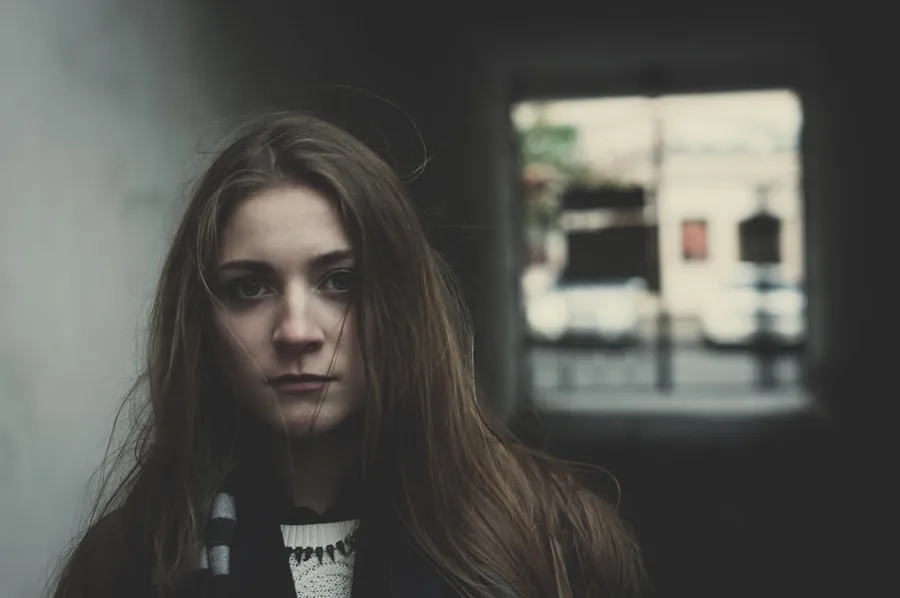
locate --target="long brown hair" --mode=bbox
[49,112,645,598]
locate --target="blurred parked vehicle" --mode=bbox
[525,275,646,347]
[699,264,805,348]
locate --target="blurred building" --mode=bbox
[516,91,803,321]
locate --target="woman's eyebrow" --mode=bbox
[217,249,353,274]
[309,248,354,269]
[216,260,274,275]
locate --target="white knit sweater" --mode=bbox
[281,519,360,598]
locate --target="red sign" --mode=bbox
[682,219,708,262]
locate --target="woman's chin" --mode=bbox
[259,406,353,440]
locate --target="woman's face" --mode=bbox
[212,186,365,438]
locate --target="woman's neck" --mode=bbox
[263,421,361,514]
[278,439,355,513]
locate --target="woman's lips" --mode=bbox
[269,374,334,393]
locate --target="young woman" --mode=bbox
[49,112,645,598]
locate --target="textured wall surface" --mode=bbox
[0,2,245,595]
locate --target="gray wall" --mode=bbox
[0,2,251,595]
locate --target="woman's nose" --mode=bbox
[272,294,326,353]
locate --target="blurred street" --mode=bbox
[528,343,803,407]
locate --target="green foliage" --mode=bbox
[515,111,638,233]
[515,122,579,172]
[515,117,583,231]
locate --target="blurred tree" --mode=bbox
[515,109,585,231]
[515,107,636,231]
[515,108,588,182]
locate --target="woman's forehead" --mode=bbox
[218,186,352,266]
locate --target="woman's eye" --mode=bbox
[324,269,354,294]
[227,277,271,300]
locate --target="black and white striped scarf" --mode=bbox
[179,476,456,598]
[194,489,238,593]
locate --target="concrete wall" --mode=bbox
[0,2,253,595]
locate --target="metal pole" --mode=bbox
[752,185,778,391]
[650,98,673,393]
[753,273,778,391]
